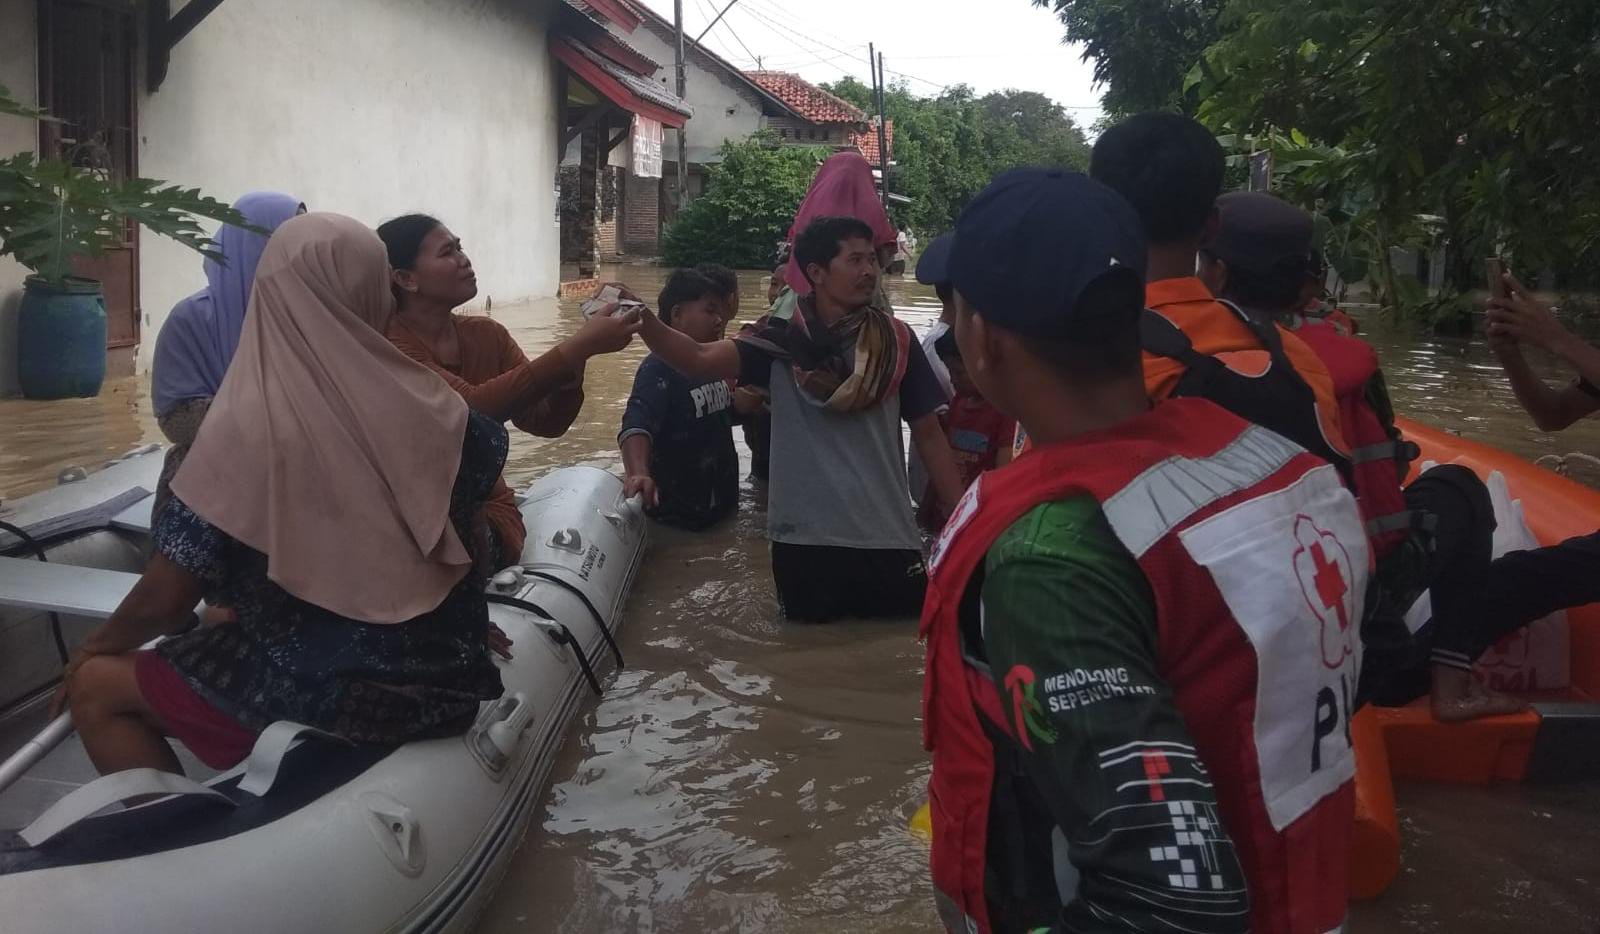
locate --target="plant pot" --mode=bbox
[17,276,108,400]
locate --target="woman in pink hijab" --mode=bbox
[54,213,510,775]
[781,151,898,296]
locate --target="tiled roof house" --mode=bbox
[745,71,892,168]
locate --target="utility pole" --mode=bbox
[675,0,688,210]
[868,43,883,201]
[875,51,891,207]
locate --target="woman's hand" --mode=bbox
[488,623,514,661]
[566,304,645,360]
[49,649,94,718]
[598,282,646,304]
[48,623,125,717]
[1487,272,1576,355]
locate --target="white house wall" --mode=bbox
[625,23,765,166]
[136,0,563,373]
[0,0,38,396]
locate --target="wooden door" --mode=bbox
[37,0,140,353]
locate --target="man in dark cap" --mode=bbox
[1205,191,1589,722]
[921,170,1367,934]
[1057,113,1352,477]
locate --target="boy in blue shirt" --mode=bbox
[620,269,743,530]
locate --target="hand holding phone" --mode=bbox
[1486,257,1509,300]
[581,284,647,320]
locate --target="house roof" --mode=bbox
[560,0,660,72]
[569,0,642,32]
[619,2,806,121]
[745,72,866,125]
[851,119,894,168]
[553,36,692,127]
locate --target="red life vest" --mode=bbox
[921,398,1367,934]
[1291,320,1418,557]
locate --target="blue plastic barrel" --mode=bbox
[17,276,107,400]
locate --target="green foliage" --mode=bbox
[0,81,247,283]
[823,79,1090,234]
[1034,0,1226,115]
[1190,0,1600,321]
[661,135,829,269]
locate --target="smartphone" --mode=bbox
[581,284,645,320]
[1485,257,1508,300]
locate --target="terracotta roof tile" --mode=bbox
[851,120,894,168]
[745,71,866,125]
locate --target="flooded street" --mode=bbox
[1,267,1597,932]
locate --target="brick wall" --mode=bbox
[762,117,861,145]
[623,172,660,254]
[598,165,620,255]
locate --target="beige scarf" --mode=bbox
[172,213,472,623]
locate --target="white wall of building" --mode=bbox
[136,0,563,372]
[626,22,765,166]
[0,0,38,396]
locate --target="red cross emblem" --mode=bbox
[1292,515,1356,670]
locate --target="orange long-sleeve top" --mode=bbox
[387,314,587,565]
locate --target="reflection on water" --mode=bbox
[1,268,1596,933]
[0,379,159,501]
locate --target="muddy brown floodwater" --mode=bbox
[1,266,1596,932]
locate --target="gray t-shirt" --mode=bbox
[736,334,946,550]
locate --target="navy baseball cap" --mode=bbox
[947,168,1146,339]
[915,232,955,285]
[1210,191,1314,275]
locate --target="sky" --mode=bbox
[631,0,1105,130]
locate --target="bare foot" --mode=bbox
[1430,665,1530,723]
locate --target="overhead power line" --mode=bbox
[740,0,862,55]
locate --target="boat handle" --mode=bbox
[237,720,351,797]
[484,593,607,696]
[21,768,234,847]
[472,692,535,772]
[503,573,625,669]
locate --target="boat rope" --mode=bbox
[483,593,606,697]
[0,519,70,666]
[514,570,626,669]
[1534,452,1600,477]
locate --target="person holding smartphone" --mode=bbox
[635,216,962,622]
[1487,268,1600,430]
[379,213,641,569]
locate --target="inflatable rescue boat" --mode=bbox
[0,447,646,932]
[1349,418,1600,898]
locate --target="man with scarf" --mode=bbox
[638,215,963,621]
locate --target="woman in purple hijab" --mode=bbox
[149,191,304,520]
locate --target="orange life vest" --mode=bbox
[1291,320,1418,557]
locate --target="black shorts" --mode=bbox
[769,542,927,622]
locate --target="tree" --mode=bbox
[1191,0,1600,321]
[1033,0,1226,115]
[661,136,828,269]
[822,79,1090,234]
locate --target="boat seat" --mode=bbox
[109,495,155,535]
[0,487,151,552]
[0,557,139,620]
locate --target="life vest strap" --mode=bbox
[1351,439,1421,465]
